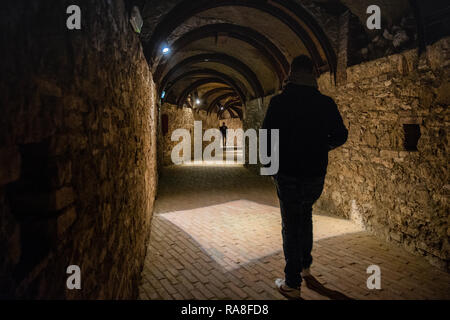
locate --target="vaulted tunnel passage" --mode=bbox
[0,0,449,300]
[146,0,340,118]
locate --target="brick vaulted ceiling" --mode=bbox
[133,0,418,118]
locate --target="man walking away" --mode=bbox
[262,55,348,300]
[219,122,228,147]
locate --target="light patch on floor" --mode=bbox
[180,147,244,166]
[181,161,243,166]
[160,200,363,271]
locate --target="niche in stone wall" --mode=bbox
[403,124,421,151]
[161,114,169,136]
[400,115,422,152]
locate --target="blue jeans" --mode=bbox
[274,174,325,288]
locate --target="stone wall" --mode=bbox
[159,103,219,166]
[0,0,157,299]
[316,38,449,270]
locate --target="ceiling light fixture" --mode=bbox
[162,47,170,54]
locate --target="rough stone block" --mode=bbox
[390,231,403,242]
[397,55,409,75]
[50,160,72,188]
[0,147,21,185]
[33,77,62,97]
[48,134,70,156]
[64,95,89,113]
[435,82,450,105]
[57,206,77,239]
[65,113,84,130]
[7,225,21,266]
[50,187,75,211]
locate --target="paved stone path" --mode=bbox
[139,164,450,300]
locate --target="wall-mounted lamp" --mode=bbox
[162,47,171,55]
[161,91,166,99]
[129,6,143,34]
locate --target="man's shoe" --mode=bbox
[275,279,302,300]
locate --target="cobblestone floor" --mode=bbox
[139,164,450,300]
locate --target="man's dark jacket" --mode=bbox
[262,83,348,178]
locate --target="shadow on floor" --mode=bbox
[303,276,353,300]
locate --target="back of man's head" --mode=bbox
[290,55,314,75]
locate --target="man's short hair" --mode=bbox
[290,55,314,74]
